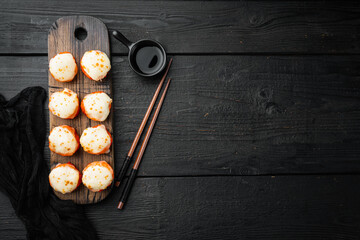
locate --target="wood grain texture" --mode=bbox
[1,55,360,176]
[2,1,360,239]
[1,0,360,54]
[1,175,360,239]
[48,16,113,204]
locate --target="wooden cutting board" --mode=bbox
[48,16,114,204]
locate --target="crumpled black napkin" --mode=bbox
[0,87,98,240]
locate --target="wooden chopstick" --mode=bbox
[114,59,173,187]
[117,78,172,210]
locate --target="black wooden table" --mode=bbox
[1,1,360,239]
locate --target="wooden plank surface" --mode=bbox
[48,16,114,204]
[1,55,360,176]
[1,175,360,239]
[1,1,360,239]
[1,0,360,54]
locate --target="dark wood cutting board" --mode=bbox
[48,16,114,204]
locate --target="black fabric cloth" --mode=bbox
[0,87,98,240]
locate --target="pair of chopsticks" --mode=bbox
[115,58,173,210]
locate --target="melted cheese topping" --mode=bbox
[80,125,112,154]
[82,92,112,122]
[82,161,114,192]
[49,163,80,194]
[81,50,111,81]
[49,52,77,82]
[49,88,79,119]
[49,126,79,156]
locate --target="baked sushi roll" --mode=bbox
[49,163,81,194]
[49,125,80,156]
[80,50,111,81]
[49,52,78,82]
[80,125,112,155]
[82,161,114,192]
[81,91,112,122]
[49,88,79,119]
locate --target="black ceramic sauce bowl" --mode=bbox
[112,30,167,77]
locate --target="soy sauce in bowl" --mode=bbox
[129,40,166,76]
[112,31,167,77]
[134,47,163,74]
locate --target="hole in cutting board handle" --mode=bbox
[75,27,87,41]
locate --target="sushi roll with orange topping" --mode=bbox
[49,52,78,82]
[80,50,111,81]
[81,91,112,122]
[80,125,112,155]
[49,88,79,119]
[49,125,80,156]
[82,161,114,192]
[49,163,81,194]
